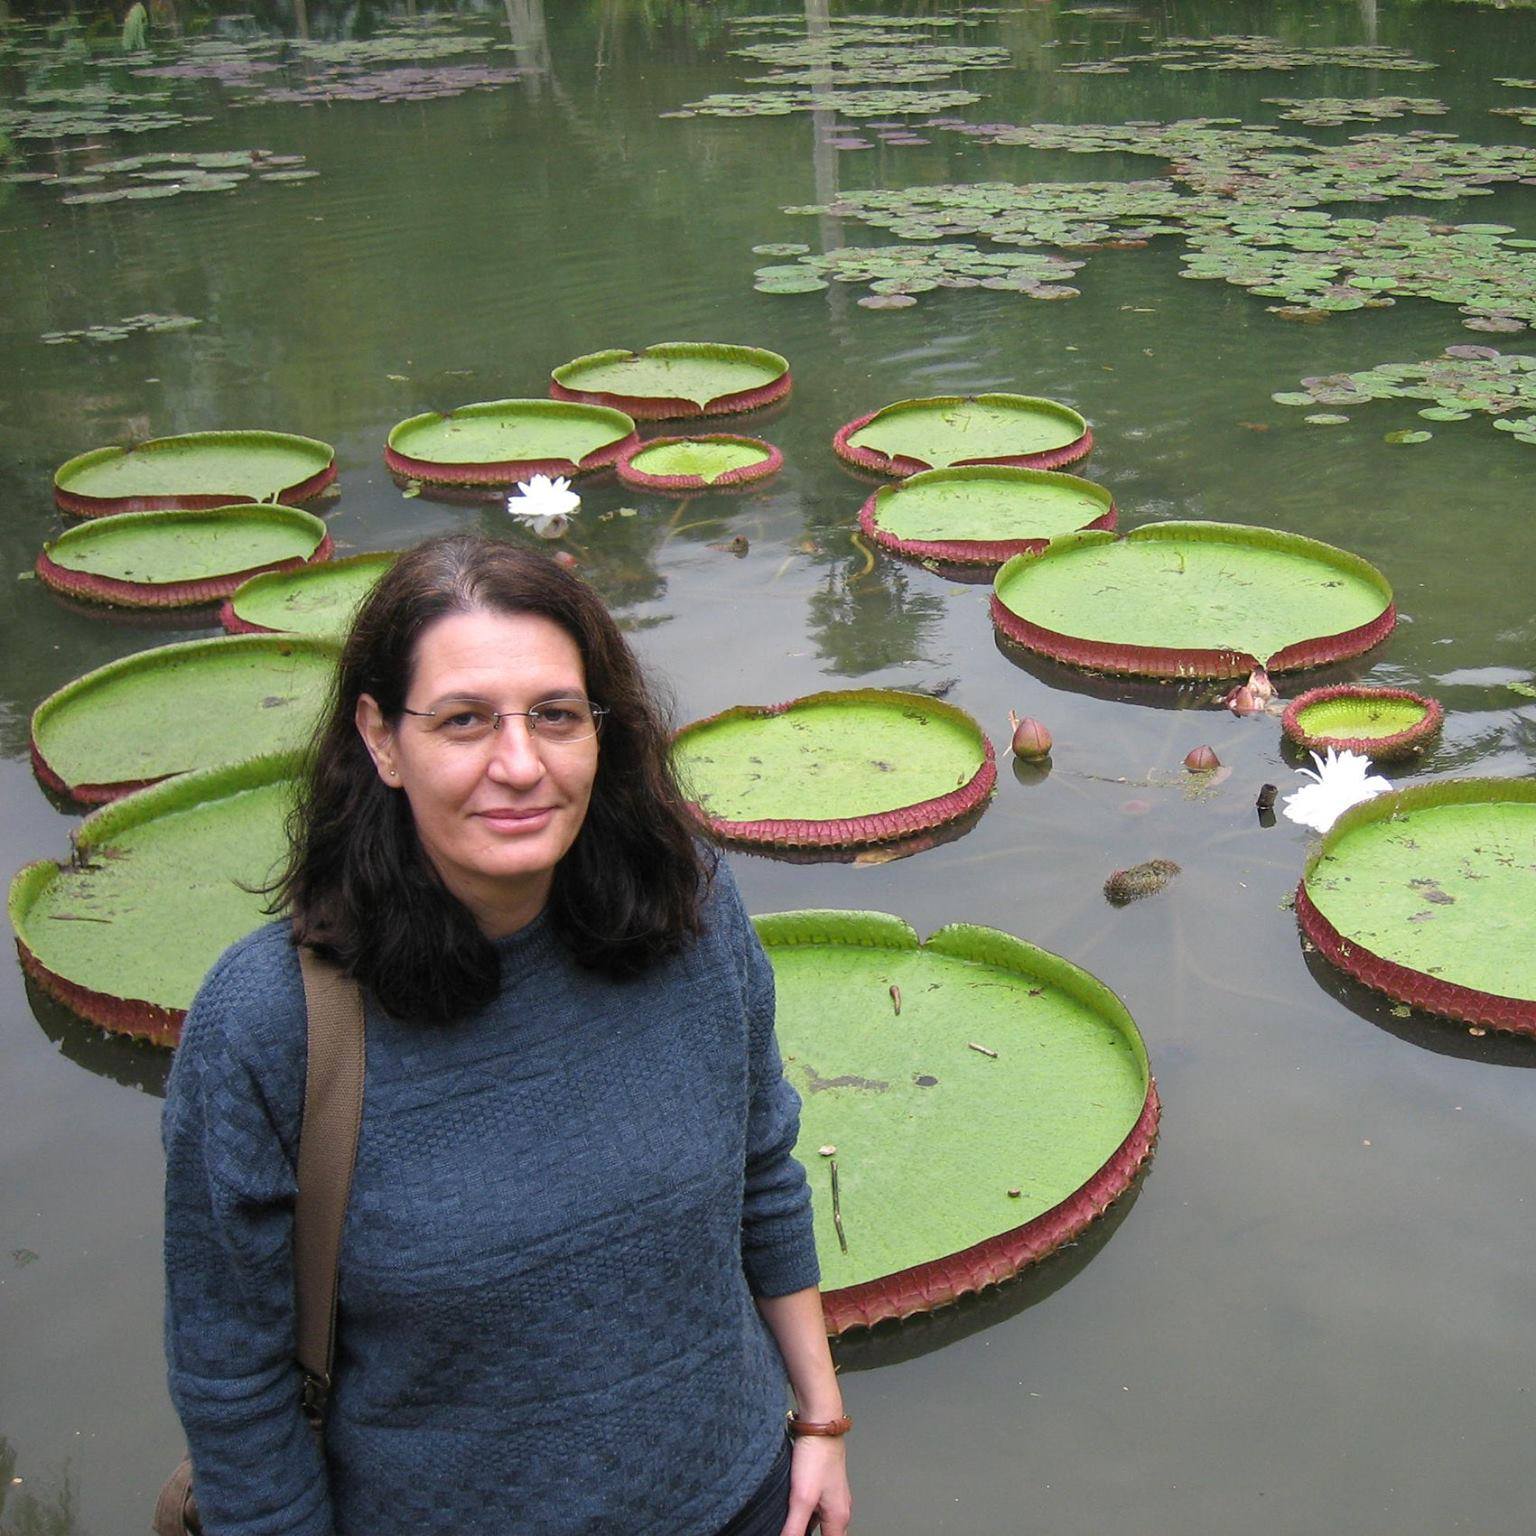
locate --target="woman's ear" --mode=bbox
[355,694,400,786]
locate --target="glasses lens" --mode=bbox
[529,698,602,742]
[433,706,498,741]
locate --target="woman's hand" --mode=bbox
[779,1434,852,1536]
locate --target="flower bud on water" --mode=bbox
[1184,744,1221,773]
[1007,710,1052,761]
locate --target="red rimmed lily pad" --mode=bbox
[384,399,638,486]
[35,504,332,610]
[30,634,337,805]
[615,435,783,494]
[221,550,396,637]
[756,909,1159,1334]
[1282,684,1443,761]
[673,688,995,849]
[9,752,299,1045]
[1296,779,1536,1035]
[54,431,337,517]
[834,394,1092,477]
[550,342,791,419]
[991,522,1395,679]
[861,465,1116,568]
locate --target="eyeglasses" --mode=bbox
[398,696,607,745]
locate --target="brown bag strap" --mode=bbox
[293,945,366,1425]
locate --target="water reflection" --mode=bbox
[832,1166,1149,1373]
[24,978,173,1095]
[1300,946,1536,1069]
[0,1436,83,1536]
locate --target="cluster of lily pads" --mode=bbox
[40,312,200,346]
[670,86,981,120]
[30,149,315,206]
[1263,96,1447,127]
[752,115,1536,329]
[0,100,210,140]
[1060,35,1435,74]
[1274,346,1536,446]
[756,243,1084,306]
[249,63,524,108]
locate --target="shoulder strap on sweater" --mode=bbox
[294,945,366,1424]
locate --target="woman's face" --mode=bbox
[356,607,600,935]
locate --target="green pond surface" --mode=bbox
[47,505,325,581]
[556,348,784,406]
[875,469,1111,542]
[1295,693,1432,736]
[1305,798,1536,998]
[230,553,393,635]
[4,3,1536,1533]
[32,637,336,787]
[675,694,986,822]
[389,401,632,464]
[56,432,332,501]
[995,526,1390,658]
[767,918,1148,1290]
[848,394,1084,465]
[628,438,771,480]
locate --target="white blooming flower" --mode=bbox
[1281,747,1393,834]
[506,475,580,539]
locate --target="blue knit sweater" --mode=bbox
[162,864,820,1536]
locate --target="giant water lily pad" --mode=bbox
[1281,684,1443,761]
[221,550,395,636]
[835,395,1091,476]
[1296,779,1536,1034]
[36,504,332,609]
[991,522,1394,679]
[385,399,637,485]
[30,634,336,803]
[757,909,1158,1332]
[54,431,337,516]
[9,754,297,1044]
[616,435,782,493]
[862,465,1116,568]
[673,689,995,848]
[550,343,791,419]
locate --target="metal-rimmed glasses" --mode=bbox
[398,696,607,746]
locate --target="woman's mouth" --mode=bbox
[474,807,556,832]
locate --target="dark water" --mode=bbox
[3,2,1535,1531]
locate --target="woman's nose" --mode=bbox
[484,719,546,785]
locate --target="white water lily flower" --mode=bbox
[506,474,581,537]
[1281,747,1393,834]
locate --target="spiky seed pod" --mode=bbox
[1103,858,1181,905]
[1184,745,1220,773]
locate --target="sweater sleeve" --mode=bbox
[718,866,822,1299]
[161,932,334,1536]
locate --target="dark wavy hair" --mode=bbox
[272,532,711,1023]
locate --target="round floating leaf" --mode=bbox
[1384,429,1432,444]
[9,753,299,1043]
[862,465,1116,568]
[54,430,337,517]
[754,274,830,294]
[222,551,396,637]
[758,909,1157,1332]
[673,688,995,849]
[1281,684,1443,761]
[36,503,331,609]
[30,634,337,803]
[857,293,918,309]
[836,394,1092,476]
[550,342,791,419]
[384,399,637,486]
[1304,413,1351,425]
[991,521,1394,678]
[616,435,782,494]
[751,242,811,257]
[1297,779,1536,1034]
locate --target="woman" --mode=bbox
[162,533,852,1536]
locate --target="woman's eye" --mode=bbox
[442,711,486,731]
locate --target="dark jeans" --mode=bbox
[713,1434,792,1536]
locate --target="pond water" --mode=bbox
[4,1,1535,1531]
